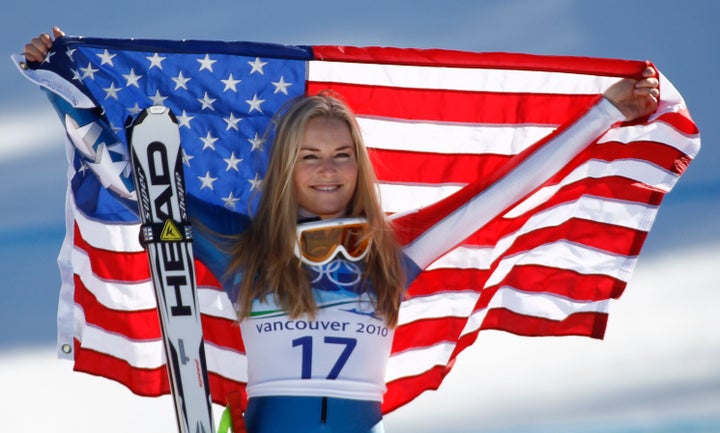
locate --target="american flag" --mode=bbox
[14,36,699,413]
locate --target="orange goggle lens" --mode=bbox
[295,218,370,266]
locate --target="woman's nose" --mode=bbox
[318,158,338,173]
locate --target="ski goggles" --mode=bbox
[294,218,371,266]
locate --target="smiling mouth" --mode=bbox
[312,185,341,192]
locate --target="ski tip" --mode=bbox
[128,105,179,131]
[148,105,169,115]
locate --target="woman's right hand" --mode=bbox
[24,26,65,63]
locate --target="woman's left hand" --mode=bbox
[603,66,660,121]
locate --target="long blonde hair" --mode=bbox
[227,92,406,327]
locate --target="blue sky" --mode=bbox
[1,1,718,432]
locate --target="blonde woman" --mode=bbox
[25,28,659,433]
[226,93,406,433]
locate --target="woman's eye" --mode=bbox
[301,154,319,160]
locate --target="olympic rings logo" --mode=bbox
[310,259,363,287]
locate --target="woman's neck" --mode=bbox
[297,207,317,220]
[297,207,350,221]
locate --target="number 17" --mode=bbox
[292,336,357,380]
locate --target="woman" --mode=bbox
[227,94,406,433]
[25,27,659,433]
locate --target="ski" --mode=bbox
[127,106,214,433]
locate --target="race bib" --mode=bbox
[240,259,394,401]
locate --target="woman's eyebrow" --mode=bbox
[299,145,353,152]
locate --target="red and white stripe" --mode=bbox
[307,47,699,411]
[61,195,248,400]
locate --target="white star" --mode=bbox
[197,92,216,111]
[70,68,83,82]
[87,143,132,197]
[146,52,166,70]
[103,82,121,100]
[97,49,116,66]
[182,149,194,167]
[223,112,242,131]
[246,94,265,113]
[221,73,241,92]
[223,152,243,172]
[198,171,218,190]
[42,51,56,64]
[200,131,218,151]
[172,71,191,90]
[80,62,99,80]
[248,173,263,191]
[272,76,292,95]
[77,161,89,176]
[248,132,265,151]
[197,54,217,72]
[127,103,143,116]
[122,69,142,87]
[176,110,195,128]
[65,116,101,159]
[66,48,76,61]
[149,90,168,106]
[222,191,241,209]
[248,57,268,75]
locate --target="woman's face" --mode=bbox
[293,117,358,220]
